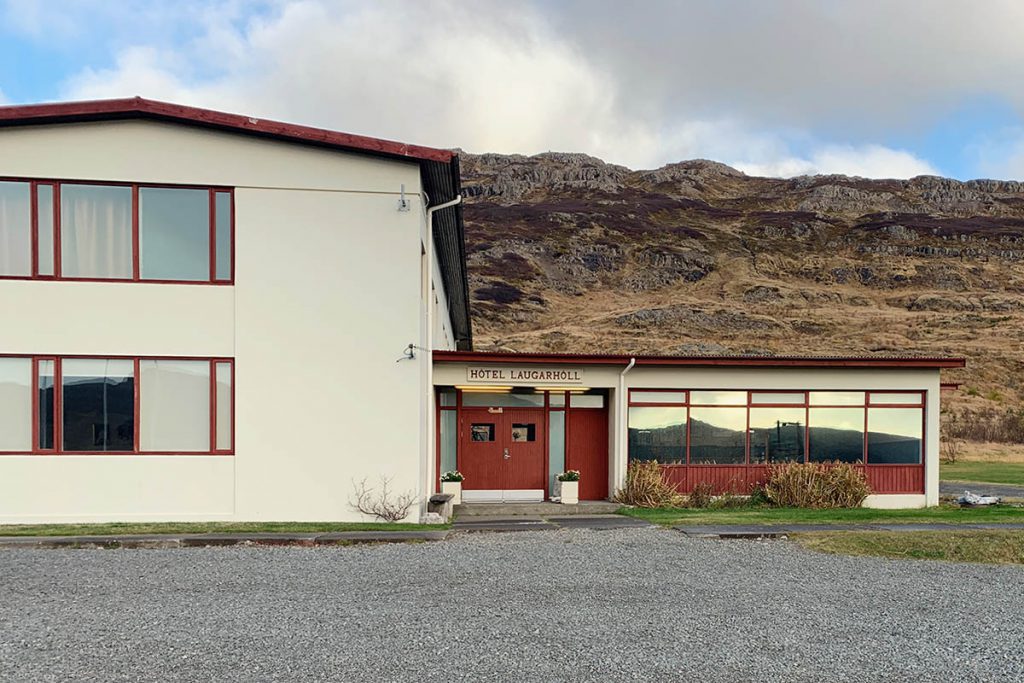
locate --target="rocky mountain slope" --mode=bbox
[458,152,1024,418]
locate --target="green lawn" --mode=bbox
[0,521,448,537]
[618,504,1024,526]
[795,530,1024,565]
[941,461,1024,487]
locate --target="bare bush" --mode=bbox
[764,462,870,509]
[613,461,685,508]
[688,481,715,508]
[350,476,417,522]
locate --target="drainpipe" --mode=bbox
[616,357,636,492]
[422,193,462,518]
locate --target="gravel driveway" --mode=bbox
[1,528,1022,682]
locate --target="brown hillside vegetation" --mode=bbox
[458,152,1024,427]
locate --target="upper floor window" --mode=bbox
[0,178,233,284]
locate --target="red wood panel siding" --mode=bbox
[662,464,923,494]
[566,407,609,500]
[866,465,924,494]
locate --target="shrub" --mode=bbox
[557,470,580,482]
[613,461,685,508]
[688,481,715,508]
[748,485,771,507]
[764,462,870,509]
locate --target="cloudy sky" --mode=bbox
[2,0,1024,180]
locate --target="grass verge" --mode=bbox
[618,504,1024,526]
[0,521,448,537]
[940,461,1024,487]
[794,530,1024,565]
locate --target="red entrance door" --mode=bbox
[459,408,546,492]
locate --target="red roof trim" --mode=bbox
[0,97,454,164]
[433,350,967,369]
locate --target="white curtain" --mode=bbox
[0,182,31,276]
[61,185,132,278]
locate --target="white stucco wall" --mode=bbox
[0,119,443,523]
[433,362,943,507]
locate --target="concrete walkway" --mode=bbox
[941,480,1024,500]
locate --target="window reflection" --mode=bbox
[689,407,746,464]
[867,408,923,464]
[749,407,804,463]
[809,408,864,463]
[628,407,686,464]
[62,359,135,452]
[139,187,210,281]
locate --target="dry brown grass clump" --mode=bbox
[614,461,685,508]
[764,462,870,508]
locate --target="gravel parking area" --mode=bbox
[1,528,1022,682]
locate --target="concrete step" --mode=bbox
[454,500,620,517]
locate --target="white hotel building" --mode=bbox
[0,99,962,523]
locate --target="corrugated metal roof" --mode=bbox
[433,350,966,368]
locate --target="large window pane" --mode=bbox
[689,407,746,464]
[62,359,135,451]
[548,411,566,490]
[0,358,31,450]
[461,392,544,407]
[140,360,210,451]
[37,185,55,276]
[61,184,132,279]
[629,406,686,464]
[690,390,746,405]
[215,362,233,451]
[749,407,805,463]
[867,408,923,464]
[809,407,864,463]
[809,391,864,406]
[0,181,31,276]
[38,360,55,450]
[215,191,232,280]
[139,187,210,281]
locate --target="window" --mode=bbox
[630,390,687,404]
[471,424,495,442]
[690,390,746,405]
[751,392,805,404]
[0,358,32,451]
[462,392,544,407]
[809,391,864,406]
[867,408,923,464]
[689,407,747,464]
[749,407,805,463]
[570,393,604,408]
[139,187,210,281]
[0,177,233,283]
[808,407,864,463]
[628,406,686,463]
[61,185,133,279]
[511,423,536,442]
[869,392,923,406]
[0,181,31,277]
[140,360,210,451]
[62,359,135,452]
[0,356,233,455]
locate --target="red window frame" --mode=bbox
[0,177,234,285]
[0,354,234,456]
[627,388,926,467]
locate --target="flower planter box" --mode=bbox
[555,480,579,505]
[441,481,462,506]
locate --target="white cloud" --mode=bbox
[38,0,1018,178]
[736,144,939,179]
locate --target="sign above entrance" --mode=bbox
[466,366,585,385]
